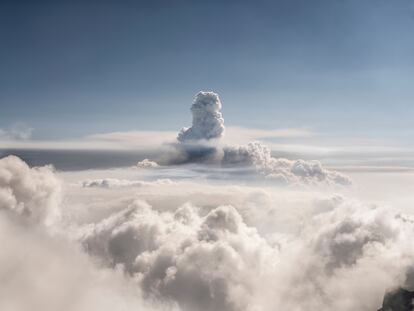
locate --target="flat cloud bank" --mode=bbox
[159,141,351,186]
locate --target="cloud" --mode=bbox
[0,155,61,225]
[136,159,159,169]
[0,130,177,151]
[87,130,177,149]
[223,142,352,185]
[0,123,33,141]
[0,211,178,311]
[268,202,413,310]
[157,91,350,186]
[161,141,351,186]
[0,156,178,311]
[222,126,313,146]
[79,193,413,311]
[177,92,225,142]
[0,156,413,310]
[81,178,174,188]
[81,201,275,311]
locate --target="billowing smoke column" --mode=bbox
[177,91,225,142]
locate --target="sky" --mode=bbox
[1,0,414,143]
[4,3,414,310]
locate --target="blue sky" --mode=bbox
[1,0,414,142]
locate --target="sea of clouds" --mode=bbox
[2,154,414,311]
[1,92,413,311]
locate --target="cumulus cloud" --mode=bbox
[1,155,413,310]
[0,90,410,311]
[223,142,352,185]
[0,155,61,225]
[81,201,275,311]
[136,159,159,169]
[0,213,171,311]
[78,194,414,311]
[177,91,225,142]
[162,91,351,186]
[0,156,178,311]
[163,140,350,186]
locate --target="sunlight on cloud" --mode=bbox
[149,91,351,186]
[1,91,413,311]
[178,91,225,142]
[1,154,414,310]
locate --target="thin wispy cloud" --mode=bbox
[0,122,33,141]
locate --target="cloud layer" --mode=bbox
[82,178,174,188]
[0,156,177,311]
[79,191,413,311]
[1,155,413,310]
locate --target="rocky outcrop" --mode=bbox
[378,288,414,311]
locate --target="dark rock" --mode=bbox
[377,288,414,311]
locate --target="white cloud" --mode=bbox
[0,212,177,311]
[80,200,276,311]
[222,126,313,145]
[222,141,351,185]
[159,91,351,186]
[0,156,178,311]
[136,159,159,169]
[0,130,176,150]
[2,87,413,311]
[0,127,313,151]
[0,123,33,141]
[0,155,61,225]
[87,130,177,149]
[81,178,174,188]
[78,192,413,311]
[160,141,351,186]
[177,91,225,142]
[1,156,414,310]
